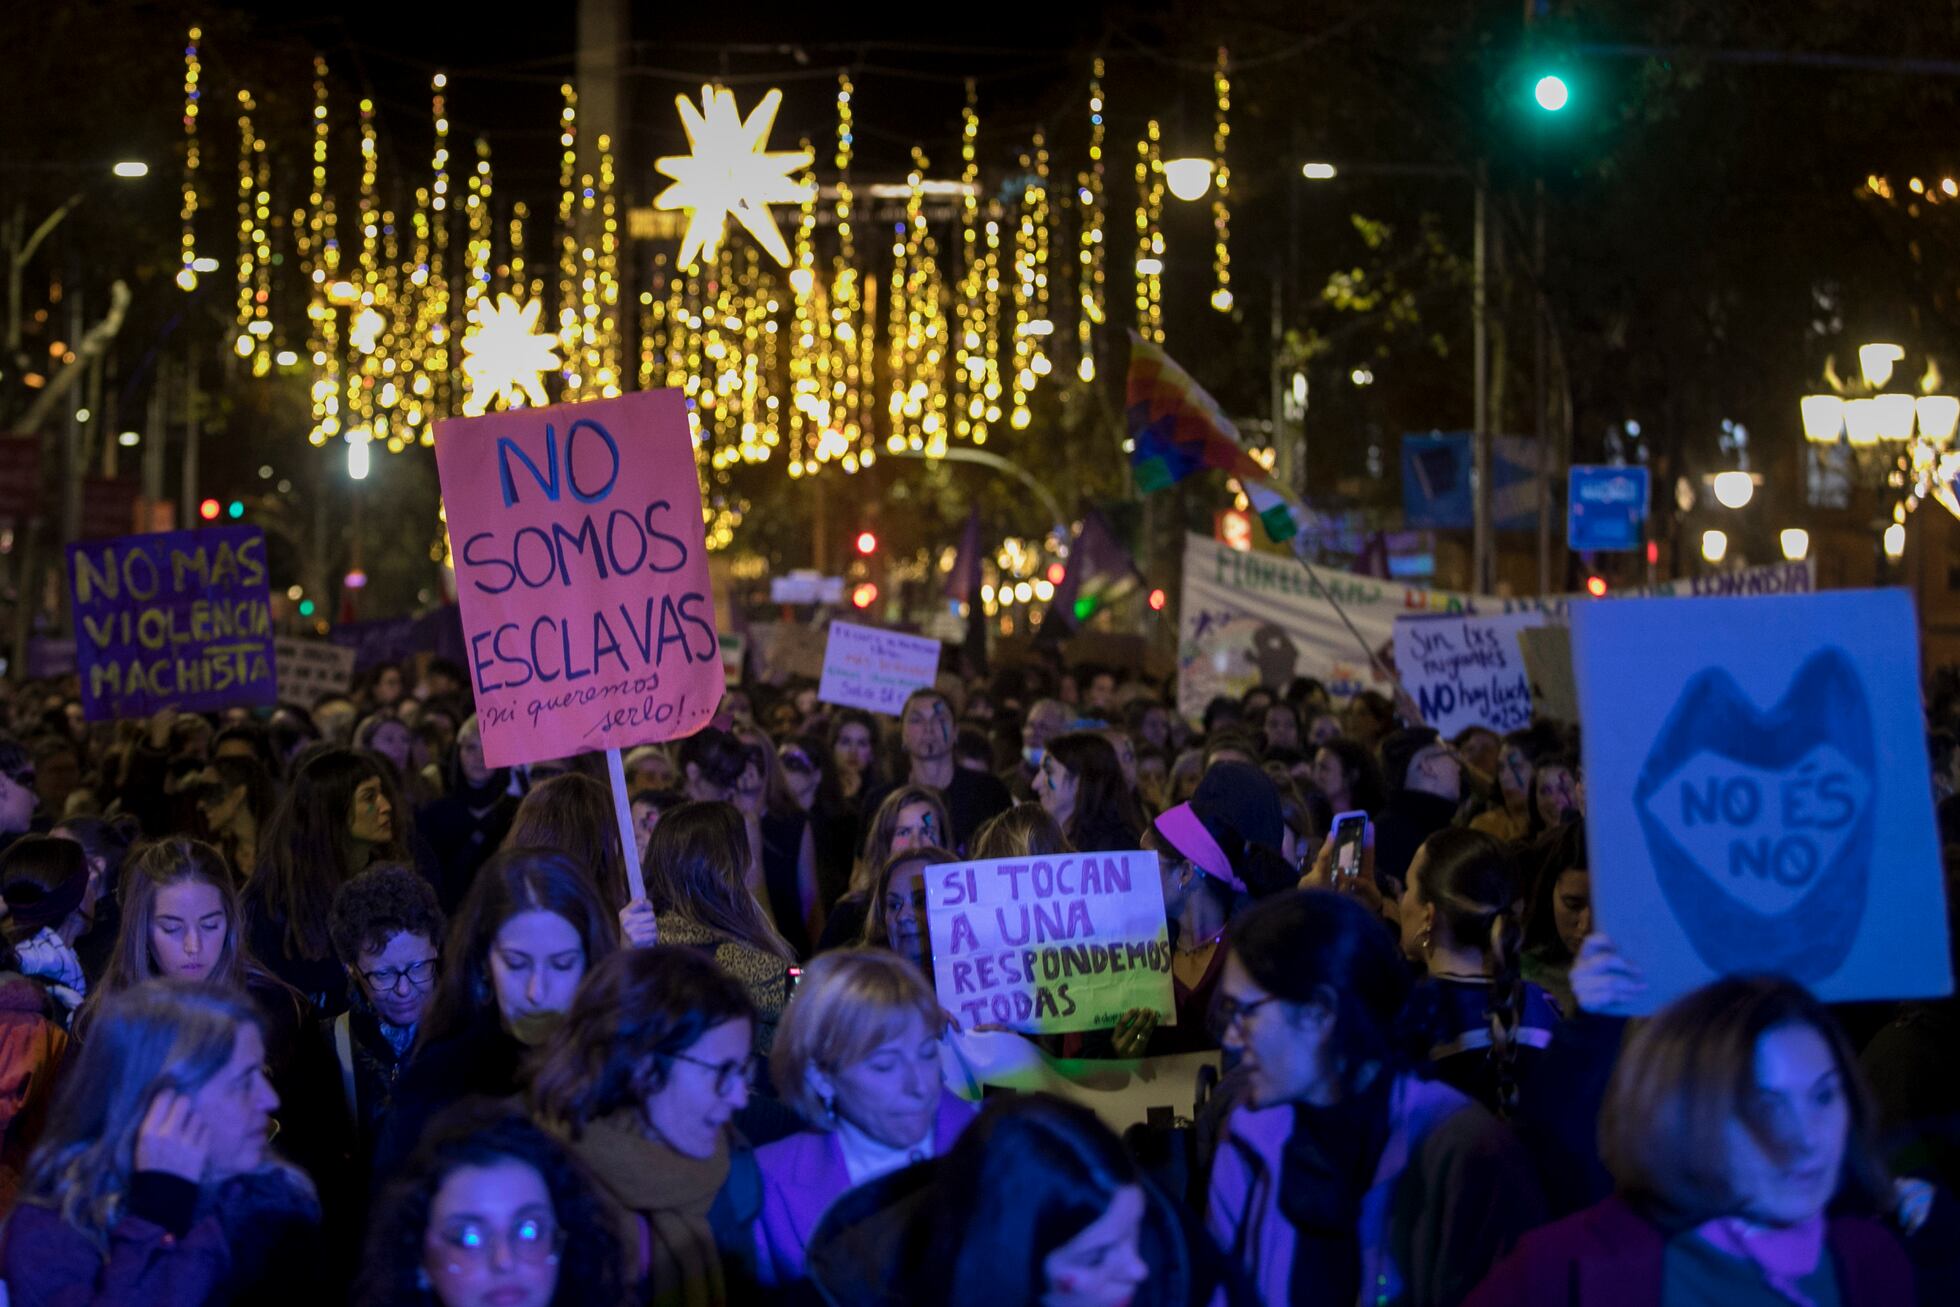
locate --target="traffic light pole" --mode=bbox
[1534,177,1552,596]
[1471,165,1491,593]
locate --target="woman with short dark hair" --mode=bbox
[1208,890,1543,1305]
[1467,976,1911,1306]
[357,1106,630,1307]
[528,946,762,1305]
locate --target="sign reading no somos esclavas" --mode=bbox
[925,851,1174,1035]
[67,525,276,721]
[435,390,724,769]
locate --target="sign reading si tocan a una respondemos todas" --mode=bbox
[925,851,1175,1035]
[67,525,276,721]
[434,390,724,769]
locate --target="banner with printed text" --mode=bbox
[1177,532,1815,724]
[434,391,724,769]
[817,621,942,714]
[924,851,1174,1035]
[67,525,276,721]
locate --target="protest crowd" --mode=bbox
[0,631,1951,1307]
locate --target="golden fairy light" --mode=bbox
[233,90,259,362]
[176,26,201,291]
[1210,46,1233,312]
[654,85,815,271]
[1135,120,1165,345]
[1078,56,1106,380]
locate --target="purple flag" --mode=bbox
[1051,507,1141,628]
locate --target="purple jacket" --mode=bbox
[1207,1073,1544,1307]
[1,1185,231,1307]
[751,1092,976,1286]
[1463,1195,1913,1307]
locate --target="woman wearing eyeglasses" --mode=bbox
[358,1106,629,1307]
[327,865,446,1177]
[528,945,763,1307]
[1208,890,1545,1307]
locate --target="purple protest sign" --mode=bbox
[67,525,276,721]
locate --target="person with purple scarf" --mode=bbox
[1466,976,1913,1307]
[751,948,976,1286]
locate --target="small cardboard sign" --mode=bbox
[1572,589,1952,1012]
[925,851,1175,1035]
[274,637,357,707]
[816,620,942,715]
[1517,624,1577,725]
[1392,610,1546,736]
[67,526,276,721]
[434,391,725,768]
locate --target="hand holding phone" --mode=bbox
[1328,810,1371,883]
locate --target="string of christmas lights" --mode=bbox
[1211,46,1233,313]
[175,26,201,292]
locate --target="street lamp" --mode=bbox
[1780,528,1810,561]
[1712,470,1755,509]
[1162,157,1214,202]
[1885,521,1907,559]
[1533,75,1571,112]
[1301,162,1338,181]
[111,161,149,178]
[1701,529,1729,563]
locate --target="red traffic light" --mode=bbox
[1147,588,1168,612]
[198,498,221,521]
[1585,575,1608,597]
[851,582,878,609]
[855,530,878,555]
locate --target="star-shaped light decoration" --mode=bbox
[654,85,814,270]
[459,293,560,416]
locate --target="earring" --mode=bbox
[1418,924,1432,952]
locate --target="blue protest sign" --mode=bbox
[1401,433,1540,530]
[67,525,276,721]
[1572,589,1951,1012]
[1567,465,1648,552]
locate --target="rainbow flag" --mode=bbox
[1126,331,1269,492]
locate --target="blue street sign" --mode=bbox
[1568,465,1649,552]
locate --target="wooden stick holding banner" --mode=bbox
[606,747,644,903]
[1283,531,1421,715]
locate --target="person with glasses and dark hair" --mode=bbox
[357,1104,629,1307]
[527,945,763,1307]
[1208,889,1543,1306]
[328,864,446,1174]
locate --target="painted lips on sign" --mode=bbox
[1633,647,1875,983]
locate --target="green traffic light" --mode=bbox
[298,599,315,617]
[227,500,244,519]
[1534,74,1570,112]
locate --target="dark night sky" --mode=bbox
[221,1,1141,192]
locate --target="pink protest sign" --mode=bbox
[433,390,724,769]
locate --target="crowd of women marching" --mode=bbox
[0,649,1952,1306]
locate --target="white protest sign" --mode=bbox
[925,851,1174,1035]
[817,620,942,714]
[1393,610,1547,736]
[274,637,357,708]
[1573,589,1951,1013]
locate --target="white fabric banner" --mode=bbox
[1175,533,1816,723]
